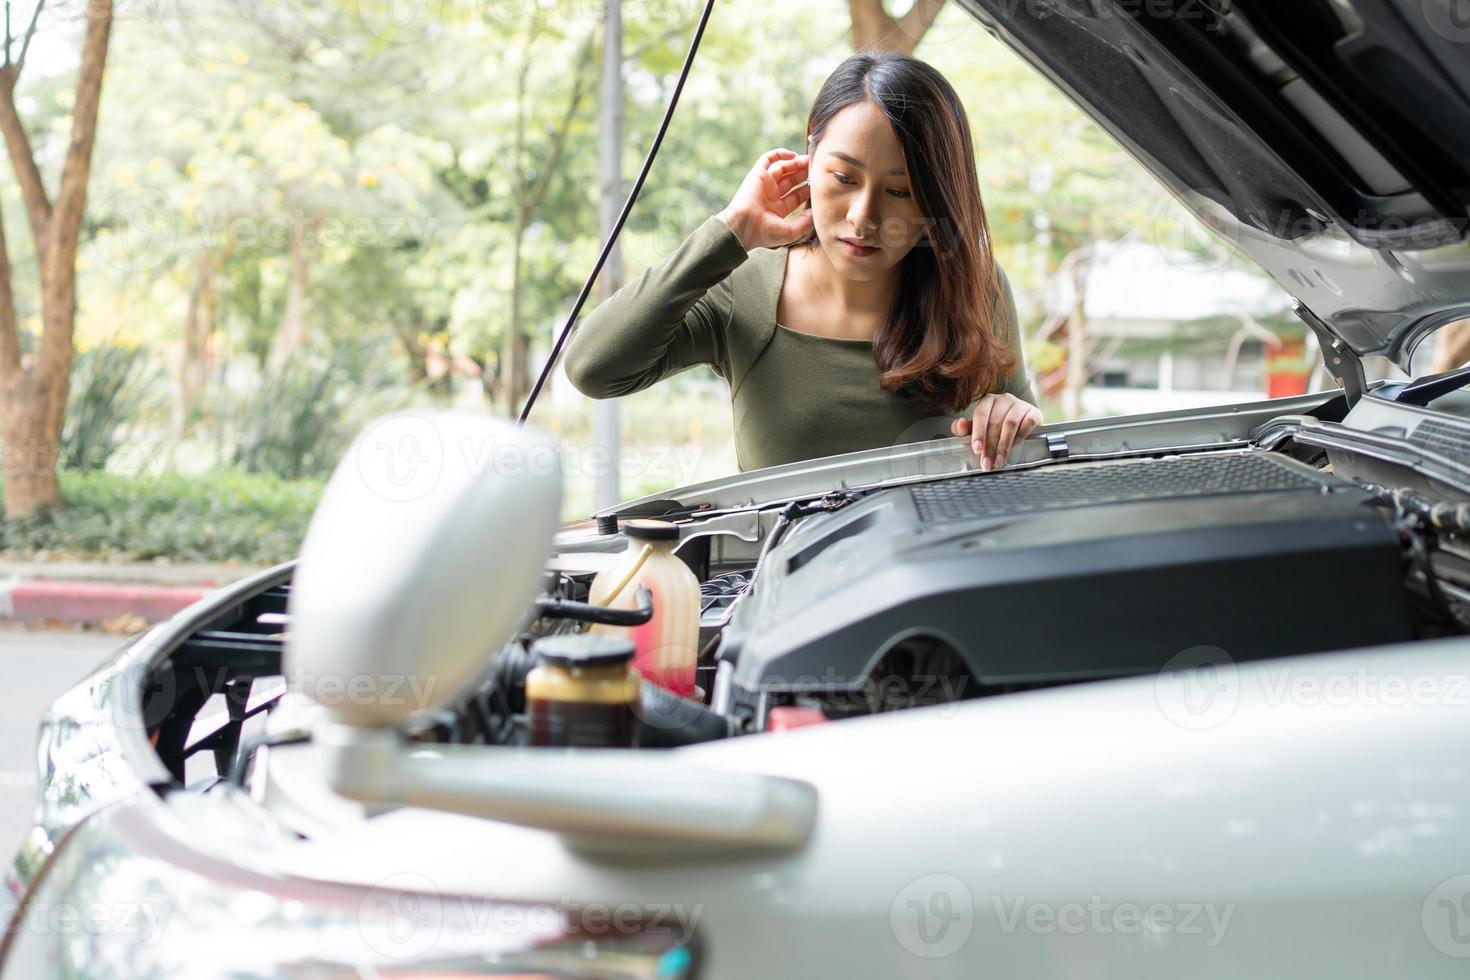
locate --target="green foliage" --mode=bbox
[1,0,1297,546]
[0,469,321,564]
[225,332,413,480]
[62,344,162,471]
[226,347,351,480]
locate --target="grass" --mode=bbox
[0,381,742,564]
[0,469,324,565]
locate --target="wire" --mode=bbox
[517,0,720,426]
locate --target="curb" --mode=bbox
[0,578,210,626]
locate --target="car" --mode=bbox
[6,1,1470,976]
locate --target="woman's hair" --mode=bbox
[791,50,1015,415]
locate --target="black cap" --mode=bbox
[531,633,635,669]
[624,518,679,541]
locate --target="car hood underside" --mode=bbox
[959,0,1470,370]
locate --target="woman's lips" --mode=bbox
[839,238,879,257]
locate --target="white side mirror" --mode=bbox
[284,411,562,727]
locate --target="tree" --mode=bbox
[0,0,113,516]
[504,21,598,416]
[849,0,947,53]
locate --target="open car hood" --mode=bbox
[960,0,1470,374]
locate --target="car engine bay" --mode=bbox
[138,391,1470,798]
[412,435,1470,750]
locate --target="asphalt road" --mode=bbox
[0,624,124,863]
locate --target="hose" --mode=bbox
[601,543,653,605]
[537,585,654,627]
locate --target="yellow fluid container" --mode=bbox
[586,519,700,696]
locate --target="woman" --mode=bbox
[564,50,1043,473]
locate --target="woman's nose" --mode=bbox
[847,188,882,237]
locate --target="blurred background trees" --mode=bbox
[0,0,1333,554]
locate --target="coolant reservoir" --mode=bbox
[586,519,700,696]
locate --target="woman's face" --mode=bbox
[808,101,928,284]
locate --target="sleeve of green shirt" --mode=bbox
[961,262,1038,417]
[563,214,748,399]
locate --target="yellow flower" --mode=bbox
[357,171,380,188]
[115,165,134,188]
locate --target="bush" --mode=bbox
[229,354,349,480]
[62,343,161,471]
[0,469,323,564]
[226,335,411,480]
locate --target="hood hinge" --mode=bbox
[1295,301,1365,408]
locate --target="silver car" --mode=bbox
[6,1,1470,976]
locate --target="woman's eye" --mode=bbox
[830,172,909,198]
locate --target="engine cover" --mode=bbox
[719,451,1412,710]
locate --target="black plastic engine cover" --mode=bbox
[721,452,1412,698]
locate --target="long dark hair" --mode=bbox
[791,50,1015,414]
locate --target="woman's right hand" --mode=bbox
[717,148,814,251]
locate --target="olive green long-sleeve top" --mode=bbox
[563,213,1036,472]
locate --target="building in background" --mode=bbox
[1039,240,1308,418]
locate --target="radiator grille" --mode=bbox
[909,453,1333,522]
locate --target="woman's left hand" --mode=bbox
[951,393,1043,471]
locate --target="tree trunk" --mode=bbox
[500,23,596,418]
[848,0,947,53]
[268,216,312,368]
[471,352,503,405]
[503,25,534,419]
[175,248,221,435]
[0,383,58,514]
[391,309,431,387]
[1065,253,1088,420]
[0,0,114,517]
[507,221,529,417]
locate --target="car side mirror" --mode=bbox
[282,410,816,859]
[284,411,562,728]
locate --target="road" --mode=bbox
[0,625,124,863]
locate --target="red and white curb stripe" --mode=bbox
[0,577,206,625]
